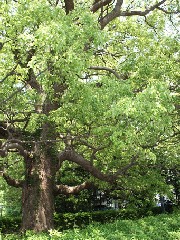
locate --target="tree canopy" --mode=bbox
[0,0,179,231]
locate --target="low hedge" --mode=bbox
[0,208,154,233]
[54,208,148,230]
[0,216,21,233]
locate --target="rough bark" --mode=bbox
[21,153,56,232]
[1,133,137,231]
[21,145,123,231]
[21,121,58,231]
[64,0,74,14]
[54,181,94,195]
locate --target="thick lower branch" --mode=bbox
[54,181,94,195]
[59,150,115,182]
[98,0,123,29]
[1,140,29,159]
[2,172,24,188]
[58,149,137,183]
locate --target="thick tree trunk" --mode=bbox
[21,120,58,232]
[21,152,56,232]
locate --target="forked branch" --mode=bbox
[91,0,167,29]
[58,149,138,183]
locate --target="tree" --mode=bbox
[0,0,179,232]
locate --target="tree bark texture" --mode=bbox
[21,154,55,231]
[21,123,57,231]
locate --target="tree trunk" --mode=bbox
[19,89,63,231]
[21,152,56,232]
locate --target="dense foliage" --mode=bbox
[1,212,180,239]
[0,207,155,233]
[0,0,179,231]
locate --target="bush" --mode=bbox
[0,207,159,233]
[54,208,145,230]
[0,216,21,233]
[1,212,180,239]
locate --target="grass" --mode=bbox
[1,212,180,240]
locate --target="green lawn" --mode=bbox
[1,212,180,240]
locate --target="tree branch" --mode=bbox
[54,181,93,195]
[144,16,157,34]
[157,6,179,14]
[0,120,25,140]
[89,66,125,80]
[0,82,27,105]
[27,68,43,93]
[114,155,138,177]
[95,0,167,29]
[58,149,137,183]
[0,64,18,84]
[91,0,112,13]
[2,172,24,188]
[0,140,29,159]
[0,123,9,139]
[0,115,31,125]
[99,0,123,29]
[64,0,74,14]
[141,131,180,149]
[120,0,167,16]
[0,68,46,106]
[59,150,114,182]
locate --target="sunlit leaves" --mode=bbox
[0,0,179,201]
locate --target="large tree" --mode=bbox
[0,0,179,232]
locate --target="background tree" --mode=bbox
[0,0,179,232]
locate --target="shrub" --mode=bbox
[0,216,21,233]
[54,208,144,230]
[1,211,180,239]
[0,207,159,233]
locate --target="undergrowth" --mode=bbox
[1,212,180,240]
